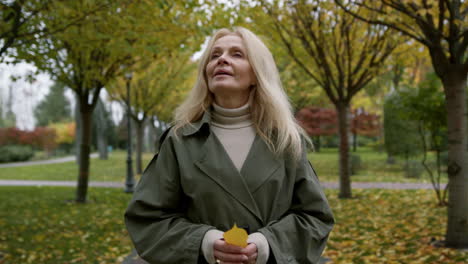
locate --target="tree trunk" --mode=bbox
[95,99,108,160]
[336,102,352,198]
[74,97,82,165]
[75,104,93,203]
[442,69,468,248]
[135,118,146,174]
[147,118,157,153]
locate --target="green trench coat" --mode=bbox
[125,111,334,264]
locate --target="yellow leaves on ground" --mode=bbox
[224,224,248,248]
[323,189,468,263]
[0,187,132,264]
[2,187,467,263]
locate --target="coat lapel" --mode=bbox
[194,132,263,222]
[240,135,282,194]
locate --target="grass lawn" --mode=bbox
[0,148,447,184]
[0,151,154,182]
[309,147,448,183]
[1,186,466,264]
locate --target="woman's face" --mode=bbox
[205,34,256,97]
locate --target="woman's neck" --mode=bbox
[212,90,250,109]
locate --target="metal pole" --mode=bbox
[125,75,134,193]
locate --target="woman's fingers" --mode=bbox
[214,250,248,263]
[214,240,248,263]
[241,243,257,256]
[214,240,245,254]
[242,243,258,263]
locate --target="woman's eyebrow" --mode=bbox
[211,45,245,52]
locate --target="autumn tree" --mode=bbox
[0,0,110,60]
[107,52,196,174]
[257,0,399,198]
[0,0,49,59]
[295,107,337,151]
[20,0,207,203]
[351,109,380,151]
[336,0,468,249]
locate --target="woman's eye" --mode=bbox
[233,52,243,57]
[211,53,220,59]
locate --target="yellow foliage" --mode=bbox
[50,122,75,144]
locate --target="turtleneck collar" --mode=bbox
[211,91,254,129]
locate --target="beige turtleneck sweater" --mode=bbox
[210,100,256,171]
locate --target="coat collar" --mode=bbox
[181,110,212,137]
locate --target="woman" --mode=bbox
[125,27,334,264]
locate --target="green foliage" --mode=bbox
[107,51,197,124]
[34,82,71,127]
[383,92,422,158]
[0,0,49,59]
[350,154,362,175]
[399,73,447,152]
[0,145,34,163]
[404,160,424,179]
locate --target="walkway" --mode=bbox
[0,153,98,168]
[0,180,445,190]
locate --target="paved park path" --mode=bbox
[0,153,98,168]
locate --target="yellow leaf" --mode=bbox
[223,224,248,248]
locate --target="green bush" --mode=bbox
[350,154,362,175]
[404,160,424,179]
[0,145,34,163]
[439,151,448,166]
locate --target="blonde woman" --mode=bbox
[125,27,334,264]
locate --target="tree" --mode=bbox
[351,109,381,151]
[92,98,115,160]
[34,81,71,126]
[0,0,106,60]
[107,52,196,174]
[258,0,399,198]
[295,107,337,151]
[336,0,468,249]
[0,85,16,128]
[0,0,48,59]
[21,0,207,203]
[384,92,422,166]
[400,73,448,205]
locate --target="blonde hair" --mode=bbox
[173,27,310,160]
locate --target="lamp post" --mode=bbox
[124,71,134,193]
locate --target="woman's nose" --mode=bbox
[217,53,229,65]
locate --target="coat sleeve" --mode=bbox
[124,135,213,264]
[258,151,334,264]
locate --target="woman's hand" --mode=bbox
[213,240,258,264]
[242,243,258,264]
